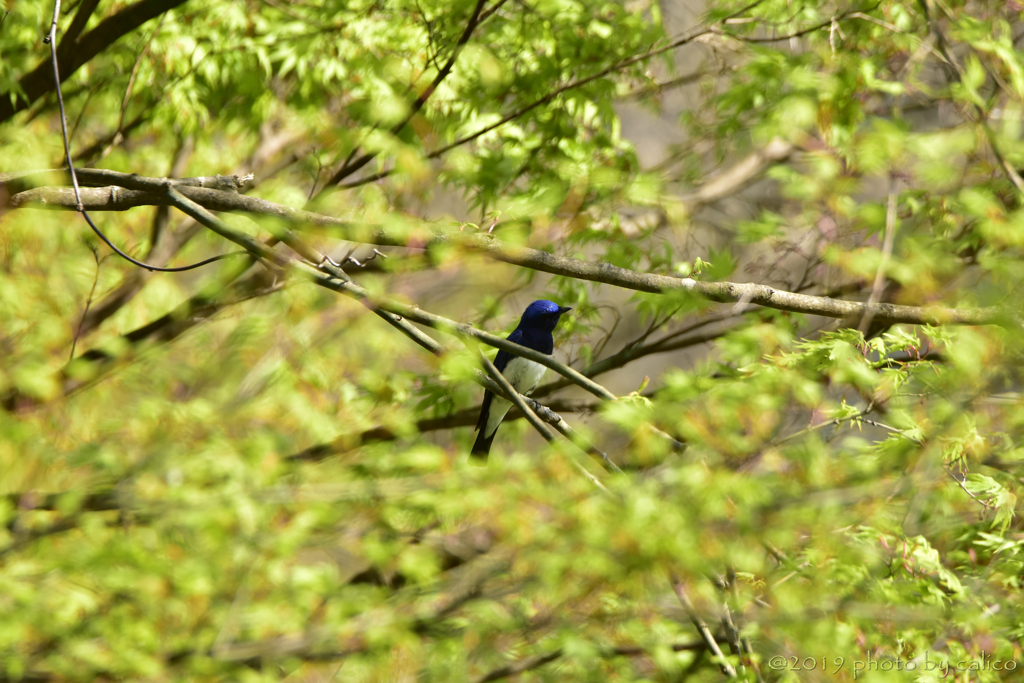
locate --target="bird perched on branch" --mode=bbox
[471,299,572,461]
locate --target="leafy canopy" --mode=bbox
[3,0,1024,681]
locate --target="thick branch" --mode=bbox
[474,238,1003,325]
[8,183,368,234]
[64,0,103,45]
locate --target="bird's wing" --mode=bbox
[492,328,522,373]
[475,328,521,433]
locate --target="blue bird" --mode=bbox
[471,300,572,460]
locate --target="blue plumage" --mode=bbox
[471,300,571,460]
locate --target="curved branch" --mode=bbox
[679,138,794,207]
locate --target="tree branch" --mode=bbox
[64,0,103,45]
[523,396,622,473]
[859,179,899,333]
[476,350,612,487]
[6,173,1006,326]
[708,2,880,44]
[77,136,198,336]
[336,21,722,188]
[533,323,738,399]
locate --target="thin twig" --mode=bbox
[525,397,623,473]
[709,2,880,44]
[944,467,996,511]
[775,403,926,446]
[69,243,102,361]
[478,352,557,446]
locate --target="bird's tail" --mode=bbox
[470,429,495,464]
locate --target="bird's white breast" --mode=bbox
[483,358,547,437]
[504,357,548,395]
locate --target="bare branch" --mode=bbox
[523,396,622,473]
[164,185,618,401]
[477,351,612,487]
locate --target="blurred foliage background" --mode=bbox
[3,0,1024,680]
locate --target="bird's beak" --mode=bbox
[558,306,573,314]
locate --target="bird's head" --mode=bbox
[519,299,572,332]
